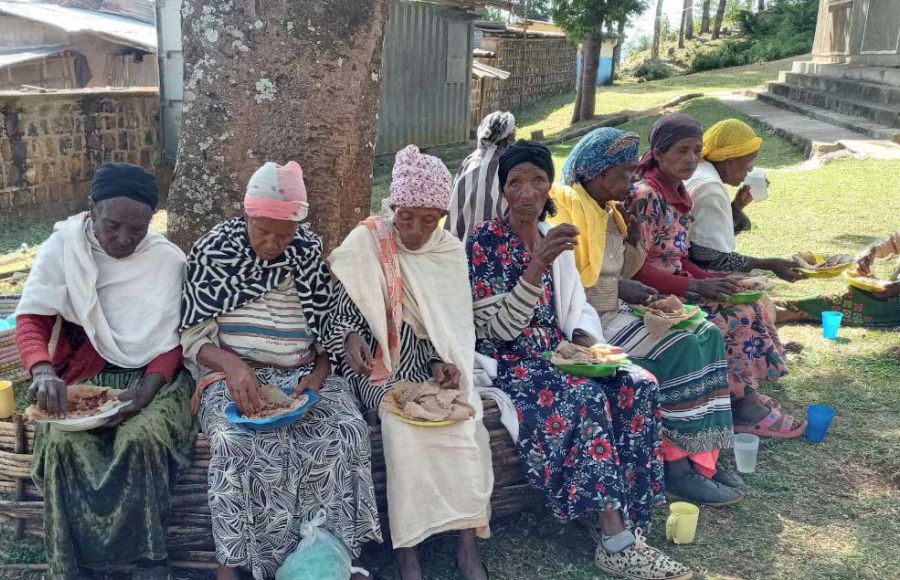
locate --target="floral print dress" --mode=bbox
[468,218,665,530]
[629,179,788,398]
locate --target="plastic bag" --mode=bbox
[275,510,368,580]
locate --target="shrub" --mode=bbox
[633,60,674,82]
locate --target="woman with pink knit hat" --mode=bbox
[327,145,494,580]
[180,161,381,580]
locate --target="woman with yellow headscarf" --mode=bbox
[685,119,800,282]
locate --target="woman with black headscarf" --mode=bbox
[628,114,805,447]
[467,141,692,580]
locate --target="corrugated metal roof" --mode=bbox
[473,61,509,79]
[0,44,72,67]
[0,1,157,51]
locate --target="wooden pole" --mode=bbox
[518,0,529,112]
[13,414,25,539]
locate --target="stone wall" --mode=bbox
[0,88,160,222]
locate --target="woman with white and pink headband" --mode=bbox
[327,145,494,580]
[180,162,381,580]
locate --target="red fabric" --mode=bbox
[641,167,694,213]
[15,314,182,385]
[682,259,721,280]
[635,263,691,296]
[661,438,719,479]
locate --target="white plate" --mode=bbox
[38,400,133,431]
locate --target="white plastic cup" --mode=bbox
[743,169,768,201]
[734,433,760,474]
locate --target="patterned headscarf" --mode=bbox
[387,144,452,211]
[702,119,762,162]
[244,161,309,222]
[477,111,516,149]
[562,127,641,186]
[638,113,704,175]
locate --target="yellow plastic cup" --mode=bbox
[0,380,14,419]
[665,501,699,545]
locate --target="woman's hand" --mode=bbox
[344,332,374,376]
[756,258,802,283]
[687,277,742,301]
[571,331,594,348]
[855,249,876,276]
[294,351,329,397]
[618,202,643,247]
[733,185,753,210]
[28,362,67,416]
[532,224,580,267]
[872,281,900,301]
[618,279,659,305]
[224,359,263,415]
[432,363,461,390]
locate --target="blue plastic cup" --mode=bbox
[821,311,843,340]
[806,404,836,443]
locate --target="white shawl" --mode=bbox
[328,222,493,548]
[16,213,186,369]
[474,222,604,442]
[685,161,736,253]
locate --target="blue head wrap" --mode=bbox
[561,127,641,186]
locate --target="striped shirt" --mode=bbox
[445,145,507,240]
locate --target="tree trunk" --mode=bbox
[700,0,711,34]
[712,0,727,40]
[611,19,625,83]
[757,0,765,11]
[167,0,388,252]
[684,0,694,40]
[579,32,600,121]
[678,7,686,48]
[571,44,584,124]
[651,0,664,61]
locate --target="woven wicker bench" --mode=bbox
[0,398,536,569]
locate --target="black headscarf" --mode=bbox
[498,140,555,191]
[90,162,159,210]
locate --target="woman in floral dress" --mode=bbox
[628,113,805,439]
[468,141,692,580]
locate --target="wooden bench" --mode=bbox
[0,399,538,569]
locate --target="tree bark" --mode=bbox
[571,44,584,124]
[168,0,388,252]
[712,0,727,40]
[684,0,694,41]
[757,0,765,11]
[651,0,664,61]
[700,0,711,34]
[678,7,686,48]
[611,19,625,82]
[579,31,600,121]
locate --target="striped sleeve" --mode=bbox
[473,278,543,341]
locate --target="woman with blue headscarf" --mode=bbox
[549,128,742,507]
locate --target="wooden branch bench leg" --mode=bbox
[13,414,26,539]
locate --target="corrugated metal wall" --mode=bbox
[376,0,474,155]
[155,0,182,165]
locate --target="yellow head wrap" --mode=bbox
[702,119,763,162]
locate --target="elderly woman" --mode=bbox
[468,141,692,580]
[779,231,900,327]
[445,111,517,239]
[14,163,195,579]
[326,145,493,580]
[628,114,805,440]
[180,162,381,580]
[548,127,741,506]
[684,119,799,281]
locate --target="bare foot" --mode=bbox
[216,565,241,580]
[457,528,488,580]
[394,547,422,580]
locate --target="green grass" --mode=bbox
[516,55,803,141]
[2,93,899,579]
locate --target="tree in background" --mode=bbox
[758,0,765,11]
[553,0,645,123]
[651,0,665,60]
[684,0,694,40]
[700,0,712,34]
[712,0,727,39]
[484,0,552,22]
[168,1,388,251]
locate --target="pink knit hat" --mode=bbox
[244,161,309,222]
[387,145,452,211]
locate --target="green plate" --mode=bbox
[726,290,765,304]
[542,352,630,378]
[630,304,709,329]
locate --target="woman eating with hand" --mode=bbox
[628,114,805,441]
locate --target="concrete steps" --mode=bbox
[792,61,900,88]
[779,71,900,107]
[766,81,900,129]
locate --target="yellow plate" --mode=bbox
[845,272,890,292]
[794,253,853,279]
[388,412,457,427]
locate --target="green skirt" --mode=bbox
[784,287,900,328]
[31,368,197,576]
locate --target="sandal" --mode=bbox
[734,408,806,439]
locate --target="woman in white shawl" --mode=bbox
[467,141,692,580]
[326,145,493,580]
[445,111,516,240]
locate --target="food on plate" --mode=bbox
[735,276,774,292]
[644,295,687,318]
[552,341,628,365]
[845,271,891,291]
[383,381,475,423]
[792,252,853,271]
[242,385,306,419]
[25,385,121,421]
